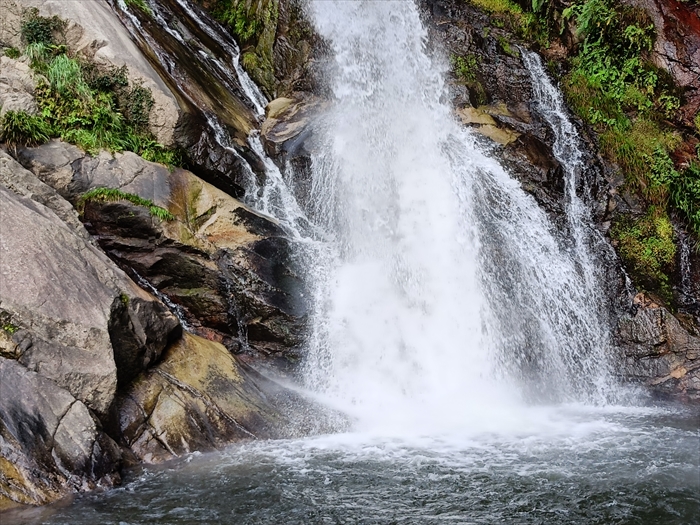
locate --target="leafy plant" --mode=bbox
[13,44,181,165]
[451,54,479,83]
[124,0,152,16]
[0,110,52,148]
[77,187,175,221]
[2,323,19,334]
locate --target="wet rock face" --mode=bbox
[420,0,568,220]
[421,0,617,224]
[17,141,309,363]
[106,0,266,199]
[110,333,324,463]
[618,295,700,401]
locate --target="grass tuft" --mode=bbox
[77,187,175,221]
[0,110,52,148]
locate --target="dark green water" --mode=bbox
[9,403,699,525]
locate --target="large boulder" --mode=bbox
[111,332,326,464]
[0,358,121,506]
[16,141,309,364]
[0,154,180,506]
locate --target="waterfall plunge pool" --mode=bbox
[14,402,700,524]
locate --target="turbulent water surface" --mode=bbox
[14,0,700,522]
[17,404,700,524]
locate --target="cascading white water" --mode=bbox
[290,0,618,432]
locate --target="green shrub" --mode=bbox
[77,187,175,221]
[20,8,65,46]
[24,49,179,165]
[0,110,51,148]
[562,0,698,282]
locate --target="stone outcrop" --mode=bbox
[0,0,180,145]
[0,153,181,506]
[111,332,326,464]
[0,56,36,118]
[16,141,309,364]
[618,294,700,401]
[0,144,320,507]
[0,358,121,506]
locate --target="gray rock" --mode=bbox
[0,184,118,414]
[0,149,86,237]
[0,358,121,506]
[0,154,180,506]
[0,56,37,117]
[0,172,180,413]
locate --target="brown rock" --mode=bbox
[618,303,700,401]
[112,333,329,463]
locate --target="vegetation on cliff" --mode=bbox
[195,0,318,98]
[463,0,698,303]
[0,8,179,165]
[560,0,698,301]
[198,0,279,97]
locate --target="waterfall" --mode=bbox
[294,0,616,432]
[115,0,619,427]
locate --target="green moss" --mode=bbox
[205,0,280,97]
[468,0,524,15]
[612,208,676,301]
[467,0,549,45]
[120,293,130,306]
[77,187,176,221]
[497,36,519,57]
[451,54,479,83]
